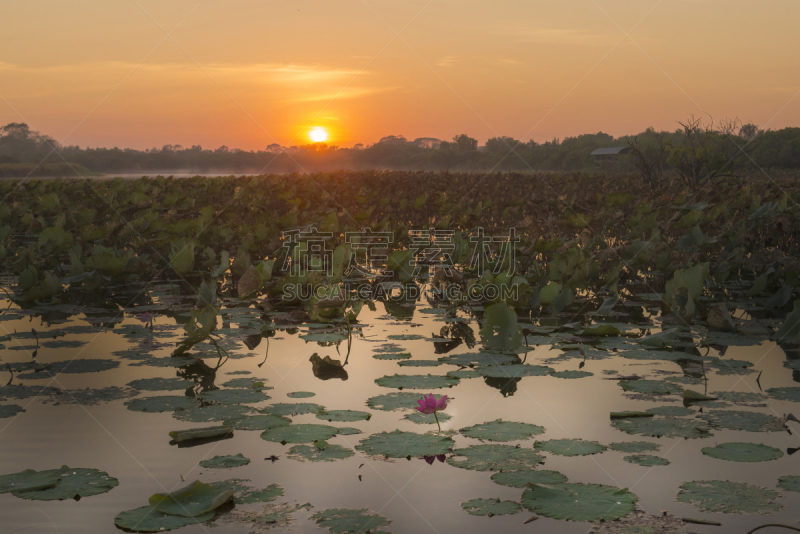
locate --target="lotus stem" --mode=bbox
[434,411,441,432]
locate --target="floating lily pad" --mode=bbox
[534,439,606,456]
[623,454,670,466]
[374,373,459,390]
[0,405,24,418]
[316,410,371,422]
[173,405,253,422]
[367,392,429,411]
[199,453,250,469]
[125,396,197,413]
[229,501,311,528]
[14,466,118,500]
[698,410,785,432]
[701,442,783,462]
[461,497,522,516]
[260,403,324,416]
[229,414,291,431]
[438,353,518,367]
[127,377,193,391]
[477,364,553,378]
[766,387,800,402]
[288,444,354,462]
[619,379,682,395]
[646,405,694,416]
[677,480,781,514]
[149,480,234,517]
[461,419,545,442]
[0,384,59,399]
[447,444,544,471]
[221,377,270,388]
[612,416,712,439]
[0,468,61,494]
[446,369,481,379]
[114,505,215,532]
[300,332,347,343]
[209,479,284,504]
[388,334,425,340]
[336,427,362,435]
[778,475,800,493]
[373,352,411,360]
[356,430,453,458]
[609,441,660,453]
[169,426,233,443]
[397,359,443,367]
[403,411,452,424]
[521,482,638,521]
[261,424,339,444]
[490,469,568,488]
[311,508,391,534]
[551,370,593,379]
[48,359,119,374]
[198,388,270,405]
[713,391,767,405]
[287,391,315,398]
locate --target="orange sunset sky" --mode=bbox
[1,1,798,150]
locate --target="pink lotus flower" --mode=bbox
[416,394,448,431]
[138,312,154,323]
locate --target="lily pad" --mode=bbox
[477,364,553,378]
[261,424,339,444]
[173,405,253,422]
[698,410,785,432]
[646,405,694,416]
[778,475,800,493]
[623,454,670,466]
[356,430,453,458]
[198,388,270,405]
[403,411,452,424]
[300,332,348,343]
[0,404,24,418]
[521,482,638,521]
[766,386,800,402]
[169,426,233,443]
[534,439,606,456]
[609,441,660,453]
[701,442,783,462]
[619,379,682,395]
[229,414,291,431]
[0,469,61,494]
[336,427,362,435]
[311,508,391,534]
[221,377,270,388]
[447,444,544,471]
[316,409,371,422]
[677,480,781,514]
[287,391,316,398]
[438,352,519,367]
[48,358,119,374]
[366,392,426,411]
[372,351,411,360]
[460,419,545,442]
[260,403,324,416]
[551,370,593,379]
[288,444,354,462]
[490,469,568,488]
[14,466,118,500]
[199,453,251,468]
[149,480,234,517]
[125,396,197,413]
[612,415,713,439]
[375,373,459,390]
[127,377,193,391]
[114,505,215,532]
[209,479,284,504]
[397,359,443,367]
[461,497,522,516]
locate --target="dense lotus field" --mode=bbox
[1,172,800,532]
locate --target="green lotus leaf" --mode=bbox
[125,395,197,413]
[698,410,785,432]
[373,351,411,360]
[300,332,348,343]
[480,302,523,352]
[172,405,253,422]
[14,466,118,500]
[149,480,234,517]
[461,497,522,516]
[261,424,339,444]
[534,439,606,456]
[0,468,61,494]
[228,414,291,431]
[198,388,270,405]
[609,441,661,453]
[619,379,682,395]
[0,384,59,399]
[460,419,545,442]
[199,453,250,469]
[209,479,284,504]
[260,403,325,416]
[611,415,713,439]
[0,404,24,418]
[403,411,452,424]
[713,391,766,404]
[551,370,593,379]
[477,364,553,378]
[766,386,800,402]
[701,442,783,462]
[438,352,519,367]
[114,505,214,532]
[288,444,355,462]
[366,392,428,411]
[311,508,392,534]
[397,359,443,367]
[646,406,695,416]
[336,427,362,435]
[446,369,482,379]
[221,377,271,389]
[356,430,453,458]
[169,425,233,443]
[388,334,425,340]
[610,411,654,419]
[521,482,638,521]
[490,469,568,488]
[447,444,544,471]
[374,373,459,390]
[778,475,800,493]
[127,377,193,391]
[287,391,316,398]
[581,324,620,336]
[623,454,670,466]
[48,359,119,374]
[316,409,371,422]
[677,480,781,514]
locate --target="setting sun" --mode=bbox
[308,127,329,143]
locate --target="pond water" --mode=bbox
[1,281,799,533]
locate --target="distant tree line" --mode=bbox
[1,120,799,185]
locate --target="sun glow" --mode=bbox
[308,127,329,143]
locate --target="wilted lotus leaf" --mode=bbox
[261,424,339,444]
[698,410,785,432]
[114,506,215,532]
[374,373,459,390]
[125,396,197,413]
[490,469,568,488]
[173,405,253,422]
[623,454,670,466]
[677,480,781,514]
[477,364,553,378]
[0,468,61,494]
[366,392,426,411]
[521,482,638,521]
[288,444,354,462]
[701,442,783,462]
[149,480,234,517]
[356,430,453,458]
[609,441,660,453]
[14,466,118,500]
[461,419,545,442]
[461,497,522,516]
[448,444,544,471]
[316,409,371,422]
[311,508,391,534]
[260,403,324,416]
[199,453,250,469]
[612,415,712,439]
